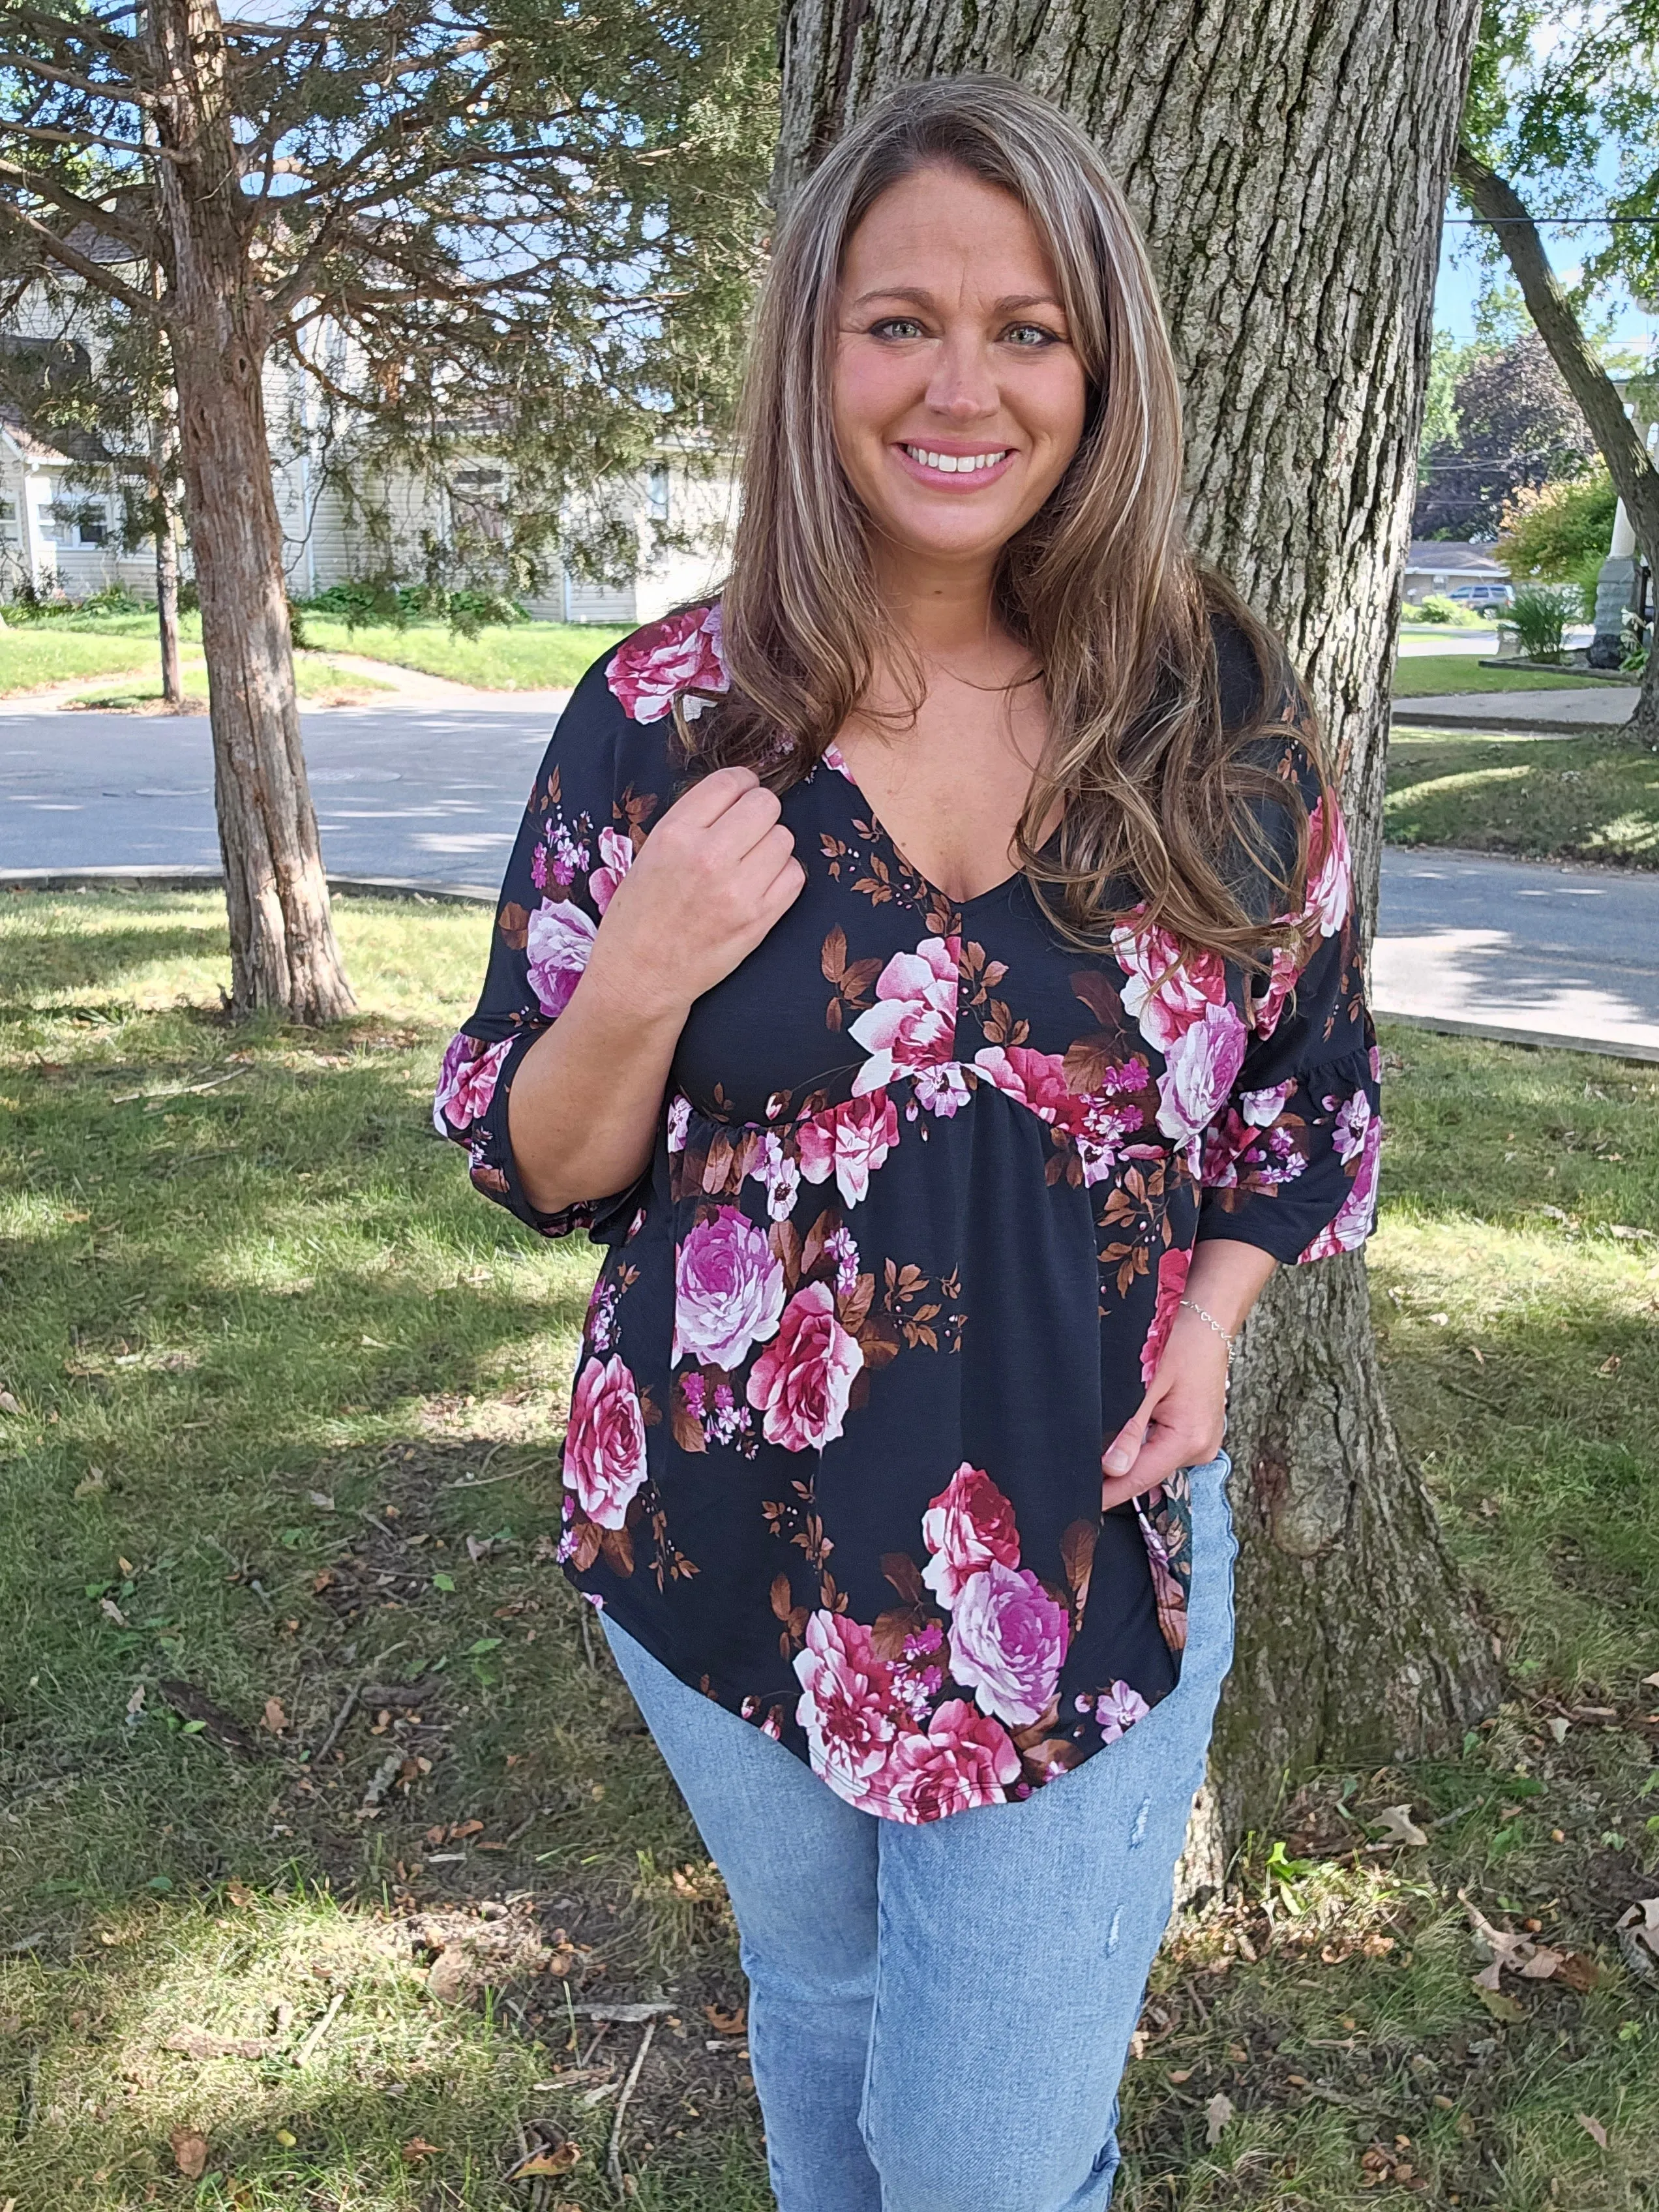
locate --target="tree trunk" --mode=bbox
[777,0,1502,1882]
[1453,147,1659,749]
[145,0,353,1021]
[149,424,184,711]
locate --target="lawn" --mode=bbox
[297,620,628,691]
[66,653,396,713]
[0,609,186,696]
[1391,655,1621,698]
[1387,730,1659,867]
[1,892,1656,2210]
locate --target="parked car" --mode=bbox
[1444,579,1513,614]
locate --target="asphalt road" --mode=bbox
[4,701,1656,1058]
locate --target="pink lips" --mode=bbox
[891,442,1017,492]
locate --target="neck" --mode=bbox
[873,541,1003,666]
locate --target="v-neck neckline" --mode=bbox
[818,741,1056,914]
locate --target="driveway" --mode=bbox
[5,701,1658,1060]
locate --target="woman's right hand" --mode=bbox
[583,765,807,1019]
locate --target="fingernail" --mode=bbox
[1105,1450,1129,1474]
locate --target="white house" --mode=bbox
[1,319,736,626]
[1401,539,1512,607]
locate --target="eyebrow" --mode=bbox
[848,286,1067,316]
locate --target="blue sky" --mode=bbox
[1435,218,1656,350]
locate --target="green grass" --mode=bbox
[65,653,397,712]
[1387,730,1659,866]
[297,618,628,691]
[1392,654,1617,697]
[1,896,1656,2209]
[0,609,195,696]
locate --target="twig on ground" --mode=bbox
[310,1685,359,1763]
[357,1506,406,1549]
[3,1932,46,1953]
[292,1991,345,2069]
[606,2018,657,2189]
[571,2001,676,2022]
[580,1608,596,1671]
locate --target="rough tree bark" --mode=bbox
[777,0,1502,1884]
[143,0,353,1019]
[1454,146,1659,749]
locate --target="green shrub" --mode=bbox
[295,577,529,638]
[1416,593,1458,623]
[1504,584,1578,661]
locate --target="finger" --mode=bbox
[698,783,785,863]
[1103,1397,1152,1479]
[666,764,761,829]
[1102,1418,1213,1510]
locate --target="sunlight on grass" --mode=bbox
[1391,654,1611,696]
[2,906,1656,2209]
[1386,731,1659,866]
[297,618,628,691]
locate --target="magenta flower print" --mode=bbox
[948,1561,1069,1728]
[971,1043,1084,1132]
[796,1090,900,1206]
[1156,1000,1249,1141]
[793,1611,899,1805]
[432,1032,512,1135]
[1140,1245,1192,1387]
[1331,1086,1371,1165]
[1094,1680,1152,1742]
[746,1281,863,1451]
[605,603,728,724]
[921,1463,1022,1604]
[672,1207,786,1370]
[880,1700,1022,1822]
[590,824,634,915]
[1111,915,1249,1142]
[564,1353,649,1529]
[1304,796,1352,937]
[1298,1101,1381,1259]
[525,897,599,1018]
[849,936,959,1092]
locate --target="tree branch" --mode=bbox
[0,49,151,105]
[0,200,161,320]
[5,119,180,160]
[1453,143,1659,543]
[0,155,154,253]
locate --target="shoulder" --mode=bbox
[599,601,728,728]
[547,601,727,803]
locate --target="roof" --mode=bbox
[1405,541,1508,578]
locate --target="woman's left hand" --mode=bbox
[1099,1244,1278,1510]
[1100,1307,1232,1510]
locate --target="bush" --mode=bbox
[1503,584,1579,661]
[1498,470,1617,586]
[294,577,529,638]
[1416,594,1459,623]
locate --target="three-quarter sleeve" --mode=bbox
[1195,744,1382,1266]
[431,651,674,1243]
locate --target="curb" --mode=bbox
[1390,709,1629,738]
[0,865,495,906]
[1373,1006,1659,1068]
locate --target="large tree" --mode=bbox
[1413,327,1598,539]
[1456,0,1659,741]
[777,0,1502,1881]
[0,0,771,1018]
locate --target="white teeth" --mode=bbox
[904,446,1007,473]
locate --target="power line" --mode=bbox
[1445,215,1659,226]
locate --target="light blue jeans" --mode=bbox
[602,1454,1238,2212]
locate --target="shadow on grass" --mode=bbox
[0,914,232,1000]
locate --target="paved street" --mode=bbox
[5,701,1658,1058]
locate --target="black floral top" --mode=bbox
[436,603,1380,1825]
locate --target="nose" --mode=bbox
[923,331,999,423]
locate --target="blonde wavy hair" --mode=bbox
[684,72,1323,966]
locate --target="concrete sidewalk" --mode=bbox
[1393,685,1636,734]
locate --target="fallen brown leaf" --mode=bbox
[401,2138,444,2163]
[1577,2113,1609,2149]
[704,2001,747,2036]
[262,1697,287,1735]
[1373,1804,1427,1847]
[507,2142,581,2179]
[170,2127,209,2179]
[1204,2093,1233,2146]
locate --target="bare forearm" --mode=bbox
[507,964,684,1216]
[1184,1238,1278,1334]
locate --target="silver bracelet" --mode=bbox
[1178,1296,1235,1351]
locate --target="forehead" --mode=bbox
[841,164,1059,294]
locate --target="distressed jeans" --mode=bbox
[601,1453,1238,2212]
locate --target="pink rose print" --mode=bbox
[796,1090,900,1206]
[1241,1079,1294,1128]
[947,1560,1070,1728]
[820,741,859,782]
[880,1701,1022,1822]
[526,896,599,1018]
[666,1094,691,1154]
[745,1281,864,1451]
[605,603,728,724]
[850,936,959,1094]
[432,1032,512,1134]
[673,1207,786,1371]
[1304,796,1352,937]
[1141,1244,1192,1386]
[1094,1680,1152,1743]
[590,824,634,915]
[1298,1101,1381,1260]
[1156,999,1249,1142]
[1332,1086,1371,1165]
[1251,942,1300,1039]
[920,1463,1022,1604]
[793,1611,899,1805]
[564,1353,649,1529]
[971,1044,1083,1133]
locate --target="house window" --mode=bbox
[0,498,17,543]
[646,463,670,523]
[78,503,110,546]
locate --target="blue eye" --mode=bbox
[871,317,926,340]
[1005,323,1058,347]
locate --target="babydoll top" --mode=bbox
[436,603,1381,1825]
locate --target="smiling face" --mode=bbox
[831,163,1090,588]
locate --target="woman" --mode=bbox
[437,74,1379,2212]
